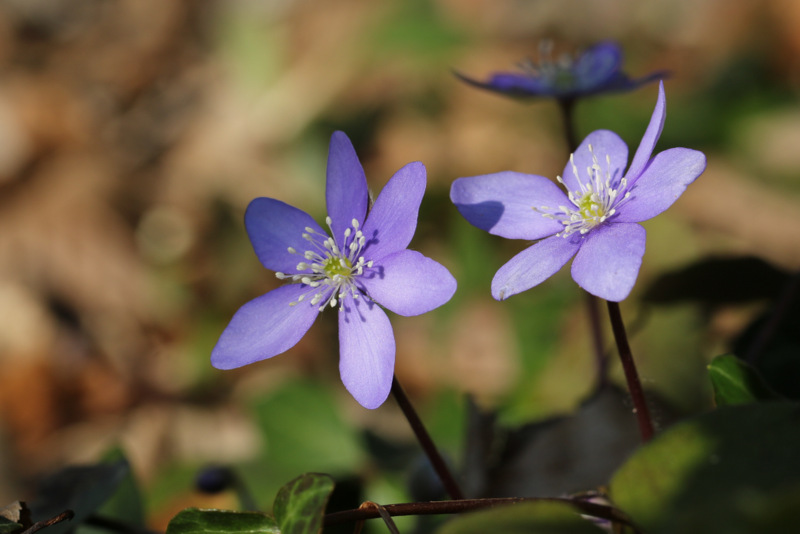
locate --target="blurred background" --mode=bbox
[0,0,799,529]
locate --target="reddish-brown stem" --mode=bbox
[324,497,635,530]
[606,301,654,442]
[391,376,465,500]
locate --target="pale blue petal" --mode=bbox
[326,131,369,248]
[450,172,566,240]
[360,250,456,316]
[615,148,706,223]
[625,81,666,182]
[338,296,395,409]
[562,130,629,194]
[211,284,319,369]
[571,223,646,302]
[491,234,580,300]
[245,198,326,274]
[361,162,426,261]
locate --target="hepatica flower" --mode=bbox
[212,132,456,409]
[450,82,706,302]
[455,41,663,101]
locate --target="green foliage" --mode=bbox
[77,449,145,534]
[273,474,335,534]
[166,509,279,534]
[0,519,20,534]
[28,460,129,534]
[610,402,800,533]
[250,380,364,477]
[435,501,605,534]
[708,354,782,406]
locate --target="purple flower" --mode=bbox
[455,41,664,101]
[450,82,706,302]
[212,132,457,409]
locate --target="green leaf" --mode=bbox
[77,449,145,534]
[166,509,279,534]
[436,501,606,534]
[708,354,781,406]
[0,515,22,534]
[610,402,800,534]
[273,474,334,534]
[28,460,129,534]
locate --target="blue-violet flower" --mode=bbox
[455,41,664,101]
[450,82,706,302]
[212,131,457,409]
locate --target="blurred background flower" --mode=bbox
[0,0,799,528]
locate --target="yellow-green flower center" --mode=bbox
[534,145,631,238]
[275,217,373,311]
[323,256,353,278]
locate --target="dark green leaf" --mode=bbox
[610,402,800,534]
[77,449,145,534]
[436,501,605,534]
[166,509,279,534]
[708,354,782,406]
[0,514,22,534]
[273,474,334,534]
[28,460,129,534]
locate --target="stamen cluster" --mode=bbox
[275,217,373,311]
[535,145,630,237]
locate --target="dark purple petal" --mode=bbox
[360,250,456,316]
[338,296,395,409]
[573,41,622,91]
[450,172,566,240]
[454,70,552,97]
[211,284,319,369]
[245,198,326,274]
[614,148,706,223]
[571,223,646,302]
[361,162,426,262]
[562,130,629,193]
[326,131,369,248]
[491,234,581,300]
[625,81,666,182]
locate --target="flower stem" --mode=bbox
[606,301,654,442]
[391,376,465,500]
[558,98,609,389]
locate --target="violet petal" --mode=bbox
[361,161,426,262]
[326,131,369,247]
[450,172,566,240]
[491,234,581,300]
[625,81,666,182]
[360,250,456,316]
[562,130,629,193]
[571,222,646,302]
[211,284,320,369]
[245,198,327,274]
[338,296,395,409]
[615,148,707,223]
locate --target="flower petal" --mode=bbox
[338,296,395,409]
[574,41,622,91]
[491,234,580,300]
[211,284,319,369]
[450,172,566,240]
[562,130,629,193]
[614,148,706,223]
[360,250,456,316]
[625,81,666,182]
[361,162,426,261]
[571,223,646,302]
[326,131,369,247]
[245,198,327,274]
